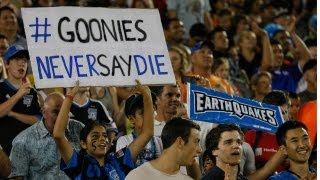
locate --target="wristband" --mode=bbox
[65,94,74,100]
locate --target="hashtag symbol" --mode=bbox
[29,17,51,43]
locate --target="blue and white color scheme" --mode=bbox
[21,7,175,88]
[188,84,284,133]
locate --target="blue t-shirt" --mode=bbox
[61,148,134,180]
[271,64,302,93]
[268,171,298,180]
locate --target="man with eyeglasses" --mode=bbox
[9,93,84,179]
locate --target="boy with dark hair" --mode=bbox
[269,121,316,179]
[0,45,41,154]
[126,117,202,180]
[116,93,163,167]
[203,124,246,180]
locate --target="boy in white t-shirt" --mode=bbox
[117,93,162,167]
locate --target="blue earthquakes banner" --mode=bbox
[188,84,285,133]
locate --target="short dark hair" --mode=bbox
[161,117,200,149]
[302,59,316,74]
[80,121,107,142]
[208,27,226,41]
[276,120,308,146]
[161,17,180,30]
[262,90,289,106]
[0,6,15,17]
[270,39,281,46]
[124,92,157,117]
[205,124,242,153]
[189,23,208,38]
[149,86,164,97]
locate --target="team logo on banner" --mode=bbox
[188,84,284,133]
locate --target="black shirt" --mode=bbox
[0,80,41,154]
[202,166,248,180]
[70,98,112,127]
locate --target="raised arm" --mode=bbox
[0,81,30,118]
[53,81,79,163]
[287,17,312,68]
[248,146,287,180]
[251,21,274,71]
[128,80,154,161]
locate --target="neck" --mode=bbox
[96,156,105,166]
[216,160,238,180]
[241,48,255,61]
[0,30,16,44]
[74,92,88,105]
[289,161,309,179]
[254,93,265,102]
[7,75,22,88]
[174,72,182,83]
[192,66,211,77]
[150,150,180,175]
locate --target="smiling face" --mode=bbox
[213,130,242,166]
[0,9,18,32]
[81,125,110,158]
[156,85,181,121]
[284,128,311,164]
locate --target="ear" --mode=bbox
[80,140,87,150]
[175,137,185,150]
[212,149,218,156]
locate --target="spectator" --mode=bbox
[0,34,9,57]
[189,41,231,93]
[162,17,191,66]
[250,71,272,102]
[0,45,41,154]
[151,85,181,137]
[168,46,189,102]
[126,117,202,180]
[269,121,316,179]
[288,92,301,121]
[70,86,113,127]
[202,149,215,175]
[9,93,84,179]
[202,124,246,180]
[0,145,11,178]
[298,59,316,104]
[116,92,163,167]
[0,6,26,47]
[53,80,154,179]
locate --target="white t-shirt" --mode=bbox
[126,162,193,180]
[154,119,166,137]
[116,133,163,166]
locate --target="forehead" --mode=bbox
[162,85,180,94]
[189,128,200,139]
[285,128,309,139]
[90,126,107,134]
[170,20,183,27]
[0,9,15,17]
[220,130,241,141]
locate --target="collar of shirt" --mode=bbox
[37,119,71,138]
[154,119,165,126]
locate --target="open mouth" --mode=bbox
[297,149,308,155]
[97,143,107,149]
[18,69,25,74]
[230,151,240,156]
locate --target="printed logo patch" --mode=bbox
[23,95,33,107]
[88,108,97,120]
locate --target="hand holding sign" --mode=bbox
[66,80,80,100]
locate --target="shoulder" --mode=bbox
[12,123,37,144]
[202,167,225,180]
[69,119,85,128]
[268,171,296,180]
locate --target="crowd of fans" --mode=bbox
[0,0,317,179]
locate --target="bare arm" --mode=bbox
[251,21,274,71]
[8,111,38,125]
[0,82,30,118]
[53,82,79,163]
[0,147,11,178]
[128,80,154,161]
[248,146,287,180]
[287,16,311,68]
